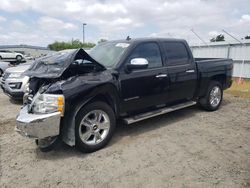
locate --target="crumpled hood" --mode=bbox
[24,48,106,79]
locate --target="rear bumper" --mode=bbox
[16,106,61,139]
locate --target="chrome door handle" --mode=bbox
[186,69,195,73]
[156,74,167,78]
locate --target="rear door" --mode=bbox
[162,41,197,102]
[119,42,169,113]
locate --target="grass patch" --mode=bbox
[225,79,250,99]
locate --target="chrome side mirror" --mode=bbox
[126,58,148,71]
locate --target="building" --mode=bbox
[190,40,250,78]
[0,45,52,58]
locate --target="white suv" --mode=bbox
[0,50,24,61]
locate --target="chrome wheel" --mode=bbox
[79,110,110,145]
[209,86,221,108]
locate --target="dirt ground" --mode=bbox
[0,90,250,188]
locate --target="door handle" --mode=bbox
[186,69,195,73]
[156,74,167,78]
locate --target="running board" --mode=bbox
[123,101,196,125]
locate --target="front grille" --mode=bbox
[8,82,22,89]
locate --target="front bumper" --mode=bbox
[16,106,61,139]
[1,86,24,99]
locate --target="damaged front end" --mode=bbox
[15,48,106,144]
[16,105,61,139]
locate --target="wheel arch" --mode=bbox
[60,83,120,146]
[210,74,226,88]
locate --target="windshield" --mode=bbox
[89,42,130,67]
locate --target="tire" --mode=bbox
[199,81,223,111]
[0,69,3,77]
[35,136,59,152]
[75,101,116,153]
[16,55,22,61]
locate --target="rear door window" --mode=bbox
[163,42,189,66]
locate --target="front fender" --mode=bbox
[60,83,121,146]
[60,96,94,146]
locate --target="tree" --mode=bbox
[245,35,250,39]
[210,34,225,42]
[48,39,96,51]
[98,39,108,44]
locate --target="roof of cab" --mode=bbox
[104,37,187,44]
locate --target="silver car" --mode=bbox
[0,63,31,100]
[0,61,11,77]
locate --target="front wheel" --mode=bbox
[199,81,223,111]
[75,101,116,153]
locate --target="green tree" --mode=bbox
[210,34,225,42]
[245,35,250,39]
[48,39,96,51]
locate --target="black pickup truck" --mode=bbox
[16,38,233,152]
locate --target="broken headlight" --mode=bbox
[32,93,64,116]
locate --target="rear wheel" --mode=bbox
[199,81,223,111]
[16,55,22,61]
[75,101,116,153]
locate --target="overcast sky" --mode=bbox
[0,0,249,46]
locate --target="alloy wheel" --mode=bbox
[79,110,110,145]
[209,86,222,107]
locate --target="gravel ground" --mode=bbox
[0,90,250,188]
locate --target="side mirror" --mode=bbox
[126,58,148,72]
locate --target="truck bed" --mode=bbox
[194,57,233,97]
[195,57,233,70]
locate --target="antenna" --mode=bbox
[126,36,131,41]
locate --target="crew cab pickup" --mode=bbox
[16,38,233,152]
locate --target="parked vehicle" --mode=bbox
[0,61,12,77]
[0,63,31,100]
[16,38,233,152]
[0,50,24,61]
[23,54,35,60]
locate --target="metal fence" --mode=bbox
[190,41,250,78]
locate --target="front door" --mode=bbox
[119,42,169,113]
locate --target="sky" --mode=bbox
[0,0,249,47]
